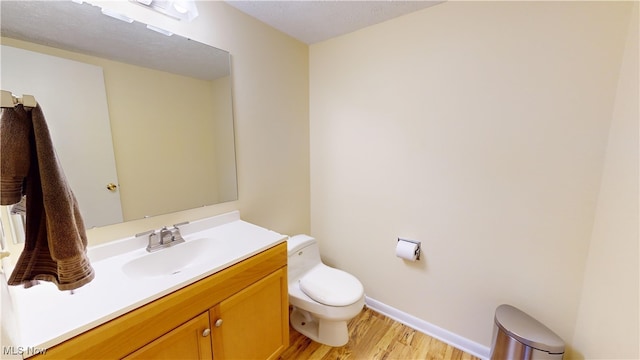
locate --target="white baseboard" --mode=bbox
[364,296,490,360]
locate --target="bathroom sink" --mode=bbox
[121,238,223,279]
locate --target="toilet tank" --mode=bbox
[287,235,321,282]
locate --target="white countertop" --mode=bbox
[6,211,286,351]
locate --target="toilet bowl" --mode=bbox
[287,234,365,347]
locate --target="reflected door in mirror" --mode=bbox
[1,45,123,228]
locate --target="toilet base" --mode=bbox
[290,307,349,347]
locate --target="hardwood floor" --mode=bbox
[279,307,481,360]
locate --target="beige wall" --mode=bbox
[211,75,238,203]
[310,1,636,358]
[572,3,639,359]
[82,0,310,242]
[105,61,220,220]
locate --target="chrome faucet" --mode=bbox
[160,226,174,245]
[136,222,188,253]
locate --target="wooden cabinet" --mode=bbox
[124,267,288,360]
[31,243,288,360]
[211,268,288,360]
[123,312,213,360]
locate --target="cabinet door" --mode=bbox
[210,268,288,360]
[123,312,212,360]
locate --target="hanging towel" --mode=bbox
[1,106,30,204]
[1,104,94,291]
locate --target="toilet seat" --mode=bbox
[299,266,364,307]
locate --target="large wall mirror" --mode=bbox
[0,1,237,232]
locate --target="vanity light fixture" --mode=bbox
[146,24,173,36]
[172,1,190,14]
[131,0,199,22]
[100,8,134,24]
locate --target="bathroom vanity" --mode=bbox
[6,211,288,359]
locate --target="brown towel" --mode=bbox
[1,104,94,291]
[1,106,30,204]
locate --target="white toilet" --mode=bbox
[287,234,365,347]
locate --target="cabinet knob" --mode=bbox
[214,319,223,327]
[202,328,211,337]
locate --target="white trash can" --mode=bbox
[490,304,565,360]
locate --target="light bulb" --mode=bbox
[172,1,189,14]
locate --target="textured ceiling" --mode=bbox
[225,1,443,44]
[0,1,443,80]
[0,1,229,80]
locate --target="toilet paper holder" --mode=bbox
[397,238,421,260]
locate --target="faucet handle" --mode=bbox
[145,231,161,252]
[135,229,155,238]
[170,223,186,244]
[172,221,189,228]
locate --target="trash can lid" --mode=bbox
[494,304,565,354]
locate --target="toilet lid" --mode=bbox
[299,266,364,306]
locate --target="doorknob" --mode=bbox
[202,328,211,337]
[214,319,223,327]
[106,183,118,192]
